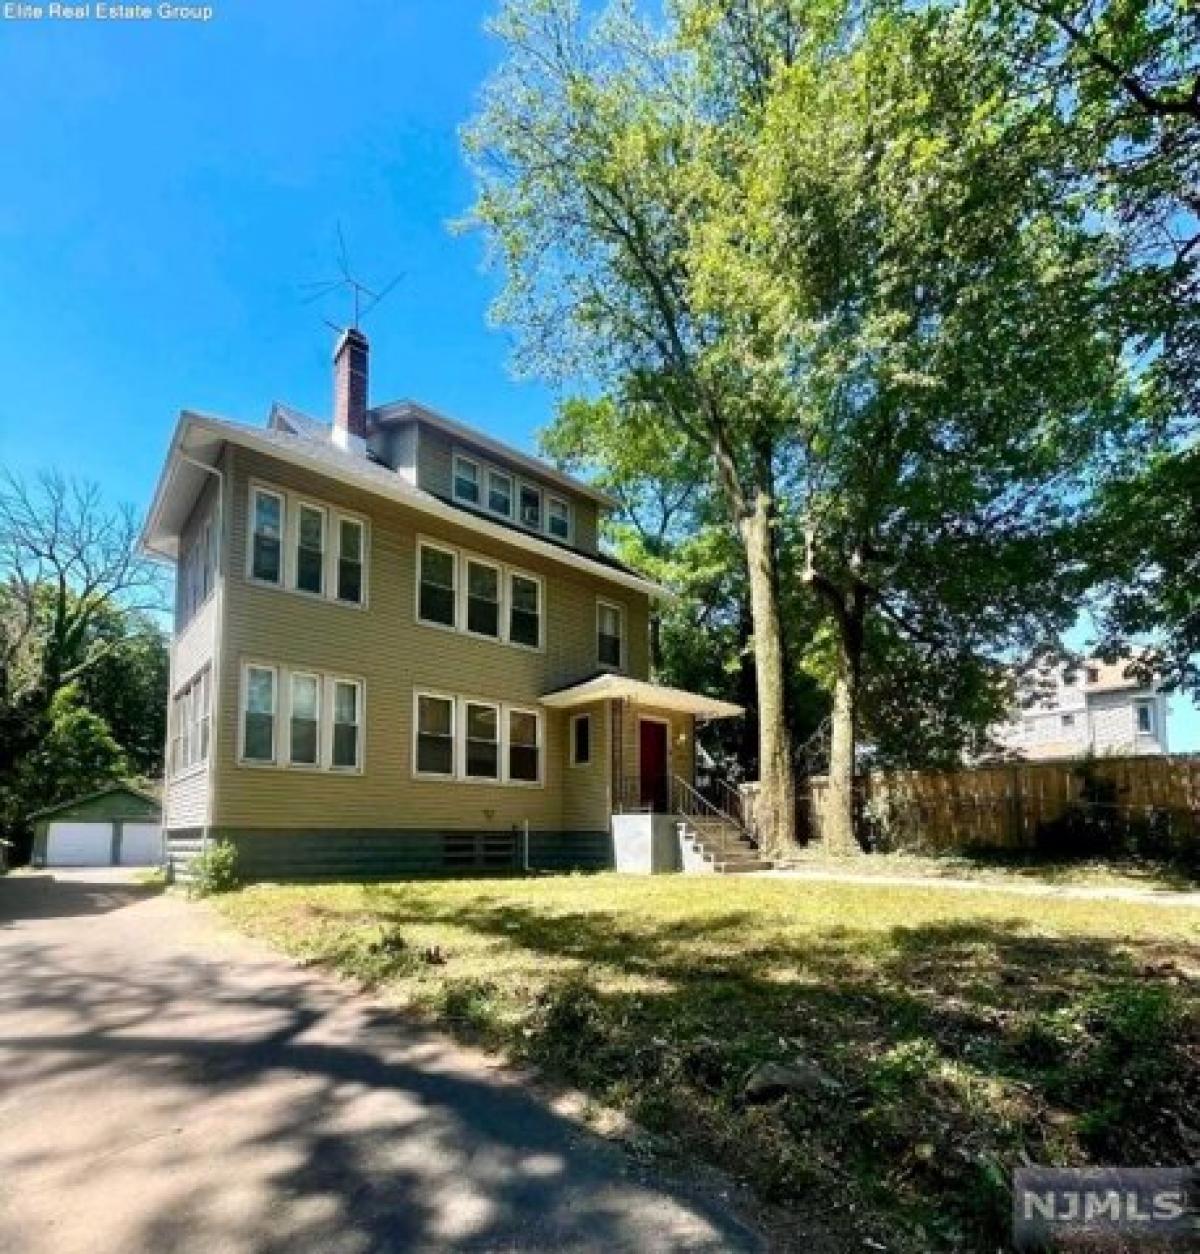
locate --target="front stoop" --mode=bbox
[678,817,772,874]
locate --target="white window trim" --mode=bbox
[546,494,572,543]
[328,676,366,774]
[413,690,458,780]
[416,538,460,633]
[596,598,626,671]
[286,670,322,770]
[459,697,502,783]
[291,500,328,599]
[239,661,279,767]
[334,514,369,607]
[246,479,369,610]
[505,704,544,788]
[570,712,592,768]
[452,452,483,507]
[461,555,505,643]
[518,480,543,532]
[1134,699,1156,736]
[507,569,544,652]
[247,485,286,588]
[487,467,514,519]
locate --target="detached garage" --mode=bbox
[32,784,163,868]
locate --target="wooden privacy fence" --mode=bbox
[745,755,1200,853]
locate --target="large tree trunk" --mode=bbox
[824,610,863,855]
[740,494,796,858]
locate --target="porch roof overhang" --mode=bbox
[541,674,744,720]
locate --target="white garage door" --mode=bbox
[118,822,162,866]
[46,821,114,866]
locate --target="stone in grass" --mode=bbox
[740,1058,842,1105]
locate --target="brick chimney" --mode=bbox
[332,327,369,452]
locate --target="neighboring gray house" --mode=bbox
[993,657,1169,761]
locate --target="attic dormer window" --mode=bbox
[519,482,542,529]
[547,496,571,541]
[453,454,481,506]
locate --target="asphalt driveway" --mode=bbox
[0,871,763,1254]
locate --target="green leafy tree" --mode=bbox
[466,0,801,854]
[684,0,1130,849]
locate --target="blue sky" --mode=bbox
[0,0,1195,748]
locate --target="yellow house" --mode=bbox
[140,329,757,879]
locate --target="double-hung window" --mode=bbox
[507,708,542,784]
[547,496,571,541]
[453,454,481,506]
[415,693,455,777]
[597,600,624,669]
[465,558,501,639]
[508,573,541,649]
[463,700,500,780]
[243,665,278,763]
[519,483,542,530]
[295,503,326,596]
[331,679,362,770]
[418,542,457,628]
[337,517,365,605]
[1135,700,1156,735]
[289,672,320,766]
[251,489,284,585]
[488,469,513,518]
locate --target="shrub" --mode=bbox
[187,839,240,898]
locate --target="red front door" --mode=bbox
[639,719,669,811]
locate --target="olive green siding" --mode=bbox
[415,421,601,555]
[208,445,650,834]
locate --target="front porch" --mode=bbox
[542,674,769,873]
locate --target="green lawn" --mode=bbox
[217,874,1200,1252]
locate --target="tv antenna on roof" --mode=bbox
[300,222,405,332]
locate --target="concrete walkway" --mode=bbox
[759,865,1200,907]
[0,871,762,1254]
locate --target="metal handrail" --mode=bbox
[671,775,757,854]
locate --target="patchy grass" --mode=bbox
[217,874,1200,1252]
[782,847,1200,893]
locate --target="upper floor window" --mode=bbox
[295,503,326,596]
[248,481,367,607]
[1061,713,1075,729]
[488,469,513,518]
[597,600,625,669]
[418,542,457,628]
[251,489,284,585]
[416,537,542,651]
[337,518,365,605]
[453,454,481,506]
[547,496,571,542]
[1135,699,1156,735]
[1086,666,1100,684]
[465,557,501,639]
[519,482,542,530]
[508,572,542,649]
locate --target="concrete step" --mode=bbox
[712,859,773,874]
